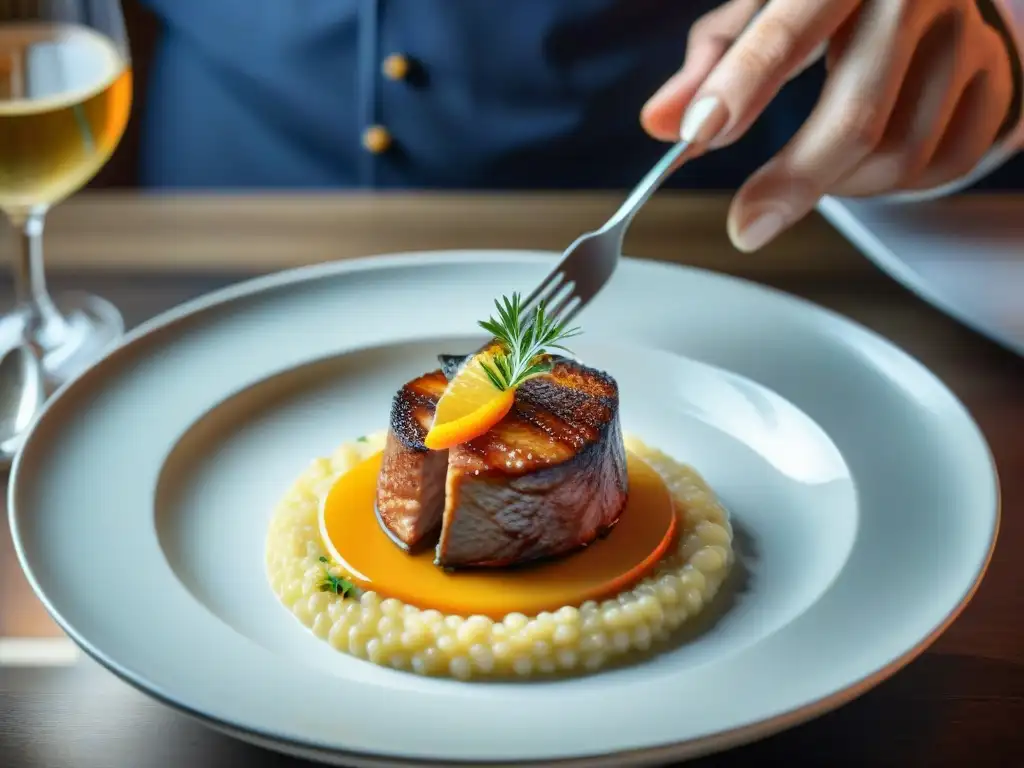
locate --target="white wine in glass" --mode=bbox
[0,0,131,388]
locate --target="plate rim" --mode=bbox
[8,249,1002,766]
[817,195,1024,359]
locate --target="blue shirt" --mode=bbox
[137,0,1019,190]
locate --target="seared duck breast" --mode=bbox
[375,356,628,568]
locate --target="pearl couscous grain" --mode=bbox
[265,431,733,679]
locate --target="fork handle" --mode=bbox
[602,140,691,234]
[442,139,691,373]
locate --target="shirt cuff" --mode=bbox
[850,0,1024,205]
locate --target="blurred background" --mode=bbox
[77,0,151,190]
[0,0,1012,385]
[92,0,1022,193]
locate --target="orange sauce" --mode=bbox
[319,451,678,618]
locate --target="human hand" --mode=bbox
[641,0,1017,252]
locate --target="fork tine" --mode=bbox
[544,283,579,325]
[557,297,586,327]
[521,270,564,311]
[521,276,570,323]
[532,288,575,331]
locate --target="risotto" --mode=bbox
[265,431,734,679]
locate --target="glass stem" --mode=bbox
[10,210,65,347]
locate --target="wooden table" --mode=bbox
[2,193,1022,767]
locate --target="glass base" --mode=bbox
[0,291,124,392]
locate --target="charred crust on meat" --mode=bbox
[450,359,622,479]
[388,370,447,451]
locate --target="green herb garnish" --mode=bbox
[356,435,368,443]
[477,293,581,391]
[318,556,356,597]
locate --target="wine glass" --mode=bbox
[0,0,131,389]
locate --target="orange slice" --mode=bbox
[424,352,515,450]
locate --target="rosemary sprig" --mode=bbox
[318,556,356,597]
[477,293,581,390]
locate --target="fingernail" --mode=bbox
[734,206,789,252]
[680,95,727,145]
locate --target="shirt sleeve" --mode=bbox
[867,0,1024,203]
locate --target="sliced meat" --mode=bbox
[375,356,629,568]
[374,370,449,551]
[436,358,628,568]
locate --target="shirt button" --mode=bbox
[362,125,392,154]
[381,53,411,81]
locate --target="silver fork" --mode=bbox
[520,138,691,327]
[439,139,691,378]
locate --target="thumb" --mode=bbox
[641,0,765,142]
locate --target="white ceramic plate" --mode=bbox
[9,251,999,767]
[819,195,1024,358]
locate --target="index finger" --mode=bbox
[681,0,860,148]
